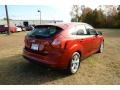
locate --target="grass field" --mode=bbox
[0,29,120,84]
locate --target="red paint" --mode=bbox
[23,23,104,69]
[0,27,16,33]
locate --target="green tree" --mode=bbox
[82,11,94,26]
[93,9,106,28]
[70,5,120,28]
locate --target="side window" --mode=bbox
[89,29,97,35]
[70,25,87,35]
[76,25,87,35]
[69,27,78,35]
[85,24,96,35]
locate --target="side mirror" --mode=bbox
[97,31,102,35]
[95,33,98,36]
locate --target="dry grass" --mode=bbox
[0,29,120,84]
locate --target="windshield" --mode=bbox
[27,26,61,38]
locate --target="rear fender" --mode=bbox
[69,44,83,57]
[64,43,83,65]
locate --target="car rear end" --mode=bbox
[0,27,6,33]
[23,25,70,69]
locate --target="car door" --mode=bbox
[74,24,93,57]
[85,24,101,53]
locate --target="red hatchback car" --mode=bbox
[23,22,104,74]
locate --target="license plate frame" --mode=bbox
[31,43,39,51]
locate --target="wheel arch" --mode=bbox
[75,50,82,59]
[67,43,84,60]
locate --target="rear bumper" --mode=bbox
[23,48,69,69]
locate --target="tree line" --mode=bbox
[70,5,120,28]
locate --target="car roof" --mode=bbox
[35,22,87,30]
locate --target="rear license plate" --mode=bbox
[31,43,39,50]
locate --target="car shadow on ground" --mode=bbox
[0,54,70,84]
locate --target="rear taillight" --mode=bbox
[52,39,61,45]
[24,35,27,43]
[24,35,30,48]
[24,35,29,44]
[52,39,61,48]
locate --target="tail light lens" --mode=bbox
[24,36,29,45]
[24,35,30,48]
[51,35,67,49]
[52,39,61,45]
[52,39,61,48]
[24,35,27,44]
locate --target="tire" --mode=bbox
[98,42,104,53]
[67,52,81,74]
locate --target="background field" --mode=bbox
[0,29,120,84]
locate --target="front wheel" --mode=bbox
[98,42,104,53]
[67,52,81,74]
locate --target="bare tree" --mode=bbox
[70,5,82,22]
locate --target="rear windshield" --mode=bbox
[27,25,61,38]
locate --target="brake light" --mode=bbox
[24,35,27,43]
[52,39,61,48]
[24,35,31,48]
[52,39,61,45]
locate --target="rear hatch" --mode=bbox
[25,25,63,55]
